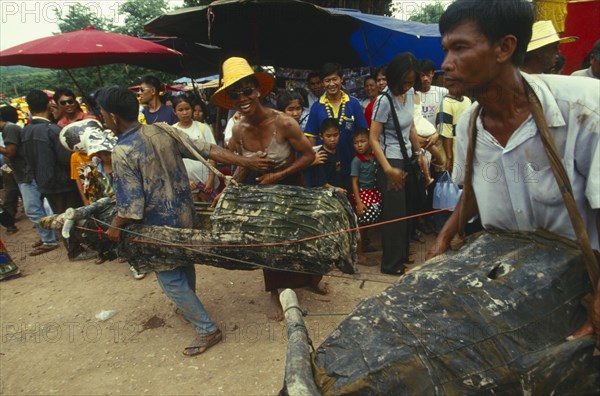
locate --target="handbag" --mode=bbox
[384,92,426,213]
[433,171,461,210]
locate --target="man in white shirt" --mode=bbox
[571,39,600,79]
[418,59,448,126]
[306,71,324,109]
[428,0,600,352]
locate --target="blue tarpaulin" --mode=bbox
[328,8,444,68]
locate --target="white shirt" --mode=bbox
[174,121,219,189]
[452,72,600,249]
[307,92,320,109]
[420,86,448,126]
[570,67,596,79]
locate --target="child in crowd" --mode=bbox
[276,90,309,131]
[192,100,206,123]
[172,96,219,202]
[350,128,381,266]
[413,96,440,187]
[60,119,145,278]
[308,118,346,193]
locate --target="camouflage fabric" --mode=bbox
[39,185,359,275]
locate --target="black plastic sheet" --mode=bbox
[310,232,600,395]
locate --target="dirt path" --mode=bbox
[0,212,434,395]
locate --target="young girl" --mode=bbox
[192,100,207,123]
[350,128,382,266]
[172,96,220,202]
[276,90,309,131]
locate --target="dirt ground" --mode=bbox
[0,209,434,395]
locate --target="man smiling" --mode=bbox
[304,63,367,190]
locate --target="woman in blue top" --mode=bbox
[370,53,426,275]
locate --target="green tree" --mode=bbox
[54,3,115,32]
[48,0,175,96]
[407,1,445,24]
[116,0,170,37]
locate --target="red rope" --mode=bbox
[127,207,453,249]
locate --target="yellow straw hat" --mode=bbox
[527,20,578,52]
[212,57,274,109]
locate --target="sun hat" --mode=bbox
[527,20,578,52]
[212,57,274,110]
[59,119,116,155]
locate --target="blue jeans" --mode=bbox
[17,180,57,245]
[155,266,217,336]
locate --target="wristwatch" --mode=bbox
[414,148,425,156]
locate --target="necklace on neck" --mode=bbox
[324,95,346,125]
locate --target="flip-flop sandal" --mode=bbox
[183,329,222,357]
[29,244,59,256]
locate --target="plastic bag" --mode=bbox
[433,171,461,209]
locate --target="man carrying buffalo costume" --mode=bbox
[98,86,274,357]
[427,0,599,353]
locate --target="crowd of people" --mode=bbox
[1,0,599,358]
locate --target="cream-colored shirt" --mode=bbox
[453,73,600,249]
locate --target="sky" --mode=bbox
[0,1,442,51]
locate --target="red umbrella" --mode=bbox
[0,25,182,69]
[0,25,183,94]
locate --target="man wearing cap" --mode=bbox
[212,57,321,321]
[97,85,275,356]
[427,0,600,354]
[571,39,600,79]
[521,20,577,74]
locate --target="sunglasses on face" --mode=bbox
[138,87,152,93]
[59,99,75,106]
[227,87,255,100]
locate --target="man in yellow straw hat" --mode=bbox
[521,20,577,74]
[213,57,324,321]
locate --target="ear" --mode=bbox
[496,34,518,64]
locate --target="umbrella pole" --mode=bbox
[64,69,94,115]
[96,65,104,87]
[360,26,374,70]
[191,78,200,99]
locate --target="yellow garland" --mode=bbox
[323,94,348,126]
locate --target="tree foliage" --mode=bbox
[407,1,445,24]
[114,0,170,37]
[54,3,115,32]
